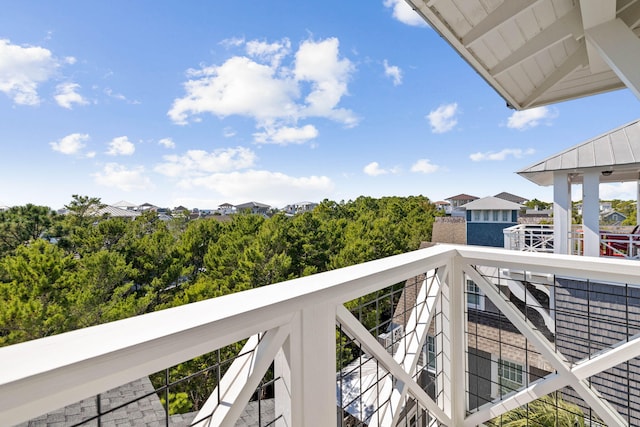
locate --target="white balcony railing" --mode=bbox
[505,224,640,259]
[2,244,640,426]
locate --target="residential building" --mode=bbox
[218,202,235,215]
[462,196,522,248]
[601,210,627,225]
[433,201,451,215]
[235,201,270,215]
[445,193,478,217]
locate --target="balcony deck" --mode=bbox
[2,244,640,426]
[504,223,640,259]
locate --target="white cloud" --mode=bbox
[168,36,357,143]
[54,82,88,109]
[106,136,135,156]
[294,38,357,126]
[158,138,175,149]
[0,39,60,105]
[223,127,236,138]
[383,60,402,86]
[220,37,245,49]
[185,170,334,206]
[470,148,535,161]
[253,124,319,145]
[507,106,556,130]
[168,56,297,124]
[600,182,637,201]
[155,147,257,178]
[104,87,139,104]
[410,159,440,173]
[427,103,458,134]
[363,161,400,176]
[93,163,153,191]
[50,133,89,155]
[246,38,291,68]
[383,0,428,27]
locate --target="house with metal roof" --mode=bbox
[518,118,640,256]
[462,196,523,247]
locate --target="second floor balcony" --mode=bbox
[504,223,640,259]
[2,244,640,426]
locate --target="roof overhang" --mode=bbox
[406,0,640,109]
[517,118,640,186]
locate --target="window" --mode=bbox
[466,279,484,310]
[493,210,499,221]
[483,210,489,221]
[502,210,510,222]
[473,210,481,221]
[498,359,524,395]
[426,335,436,371]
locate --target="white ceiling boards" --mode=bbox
[406,0,640,109]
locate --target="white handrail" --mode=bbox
[2,244,640,426]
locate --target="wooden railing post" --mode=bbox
[289,304,337,427]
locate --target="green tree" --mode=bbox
[0,204,56,256]
[71,250,153,327]
[488,393,585,426]
[0,240,77,345]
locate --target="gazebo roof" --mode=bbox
[518,118,640,186]
[407,0,640,109]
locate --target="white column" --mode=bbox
[582,171,600,257]
[637,181,640,226]
[553,172,572,254]
[289,304,336,427]
[275,345,292,426]
[446,256,466,425]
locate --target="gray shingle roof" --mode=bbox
[21,377,275,426]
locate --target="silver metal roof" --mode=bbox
[406,0,640,109]
[461,196,523,210]
[518,118,640,186]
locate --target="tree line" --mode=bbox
[0,195,439,347]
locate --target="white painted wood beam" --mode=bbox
[553,172,572,255]
[491,8,583,76]
[274,343,292,427]
[580,0,617,73]
[582,170,601,257]
[620,0,640,28]
[389,270,442,426]
[336,305,451,425]
[291,304,336,427]
[522,42,589,108]
[466,332,640,425]
[462,0,542,47]
[463,265,628,426]
[449,255,467,425]
[637,181,640,226]
[585,18,640,100]
[193,326,290,427]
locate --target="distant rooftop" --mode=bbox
[445,193,478,201]
[462,196,523,210]
[494,192,528,204]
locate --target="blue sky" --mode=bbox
[1,1,638,210]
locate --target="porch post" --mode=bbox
[637,181,640,226]
[582,170,600,257]
[289,304,337,427]
[553,172,572,254]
